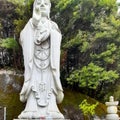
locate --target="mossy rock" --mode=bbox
[60,88,107,118]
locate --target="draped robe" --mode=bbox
[19,18,63,103]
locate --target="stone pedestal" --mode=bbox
[13,118,70,120]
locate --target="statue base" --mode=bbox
[106,114,119,120]
[13,118,70,120]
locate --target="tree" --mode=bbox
[0,37,22,69]
[0,0,34,69]
[6,0,120,100]
[54,0,120,99]
[7,0,34,37]
[67,62,119,95]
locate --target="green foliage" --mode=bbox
[5,0,120,100]
[63,31,91,52]
[91,43,117,64]
[14,19,27,36]
[98,0,117,15]
[0,38,19,50]
[56,0,74,11]
[67,63,119,89]
[7,0,25,5]
[79,99,98,118]
[7,0,34,36]
[98,0,116,8]
[79,0,97,22]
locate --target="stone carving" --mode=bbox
[18,0,64,119]
[105,96,119,120]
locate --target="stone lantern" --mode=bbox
[105,96,119,120]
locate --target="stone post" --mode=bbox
[105,96,119,120]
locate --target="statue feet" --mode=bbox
[18,111,64,119]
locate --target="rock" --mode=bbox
[63,106,84,120]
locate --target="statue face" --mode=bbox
[35,0,51,17]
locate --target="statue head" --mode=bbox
[33,0,51,18]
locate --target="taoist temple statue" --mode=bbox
[18,0,64,119]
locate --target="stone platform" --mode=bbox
[13,118,70,120]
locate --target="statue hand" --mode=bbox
[56,90,64,104]
[32,4,41,26]
[20,94,26,103]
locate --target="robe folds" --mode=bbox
[19,18,63,102]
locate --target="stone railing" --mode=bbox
[0,106,6,120]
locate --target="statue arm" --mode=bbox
[32,3,41,27]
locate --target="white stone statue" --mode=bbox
[18,0,64,119]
